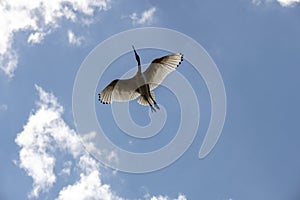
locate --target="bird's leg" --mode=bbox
[144,96,156,112]
[149,95,160,110]
[150,106,156,113]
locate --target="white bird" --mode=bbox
[98,46,183,112]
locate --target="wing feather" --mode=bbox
[98,78,140,104]
[143,53,183,90]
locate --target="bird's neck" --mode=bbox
[137,65,142,74]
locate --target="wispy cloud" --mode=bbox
[59,161,72,176]
[15,85,186,200]
[277,0,300,6]
[68,30,84,46]
[149,194,187,200]
[251,0,263,5]
[0,104,8,111]
[27,32,47,44]
[252,0,300,7]
[0,0,111,78]
[130,7,157,25]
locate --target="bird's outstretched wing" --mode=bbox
[98,78,140,104]
[143,53,183,90]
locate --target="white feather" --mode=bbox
[143,53,183,90]
[98,51,183,107]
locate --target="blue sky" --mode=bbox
[1,0,300,199]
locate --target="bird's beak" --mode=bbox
[132,45,141,66]
[132,45,138,56]
[132,45,136,53]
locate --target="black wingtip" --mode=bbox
[98,97,110,104]
[177,53,183,67]
[98,93,105,103]
[99,99,106,104]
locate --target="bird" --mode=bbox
[98,46,183,112]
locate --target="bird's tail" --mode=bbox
[138,91,155,106]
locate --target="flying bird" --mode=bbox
[98,46,183,112]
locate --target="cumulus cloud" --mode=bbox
[68,30,84,46]
[15,85,186,200]
[130,7,157,25]
[15,85,84,198]
[15,85,122,199]
[0,0,111,78]
[56,154,123,200]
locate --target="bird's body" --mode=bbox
[98,46,183,112]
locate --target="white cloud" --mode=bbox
[130,7,157,25]
[68,30,84,46]
[150,196,167,200]
[251,0,274,6]
[149,194,187,200]
[252,0,300,6]
[177,195,187,200]
[252,0,263,5]
[277,0,300,6]
[27,32,47,44]
[59,161,73,176]
[15,84,84,198]
[15,85,186,200]
[0,0,111,78]
[56,154,123,200]
[56,171,121,200]
[15,85,121,199]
